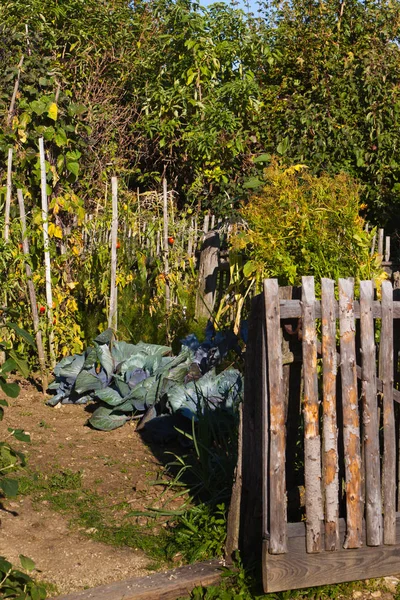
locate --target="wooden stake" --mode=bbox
[108,177,118,331]
[338,278,363,549]
[360,280,382,546]
[381,280,396,544]
[163,175,170,313]
[17,189,48,391]
[264,279,287,554]
[4,148,13,241]
[7,55,24,128]
[302,276,323,553]
[39,137,56,368]
[321,278,339,551]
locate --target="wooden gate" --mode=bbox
[240,277,400,593]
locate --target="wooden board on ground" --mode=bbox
[50,559,224,600]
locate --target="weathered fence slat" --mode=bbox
[338,278,363,549]
[321,278,339,551]
[381,280,396,544]
[262,318,269,540]
[264,279,287,554]
[360,281,382,546]
[302,276,323,553]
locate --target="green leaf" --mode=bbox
[253,153,271,163]
[66,161,79,178]
[0,379,20,398]
[0,477,18,497]
[277,136,289,155]
[0,358,17,374]
[95,387,125,407]
[88,406,129,431]
[55,128,68,147]
[243,177,263,189]
[243,260,258,278]
[6,323,35,346]
[8,428,30,442]
[19,555,36,572]
[8,350,29,378]
[75,371,104,394]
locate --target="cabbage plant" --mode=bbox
[48,328,242,431]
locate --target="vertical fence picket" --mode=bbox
[360,280,382,546]
[302,276,323,553]
[264,279,287,554]
[262,317,269,540]
[321,278,339,551]
[381,280,396,544]
[338,278,363,549]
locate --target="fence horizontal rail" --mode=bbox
[279,298,400,319]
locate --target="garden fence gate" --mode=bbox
[240,277,400,593]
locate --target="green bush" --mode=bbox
[234,162,384,288]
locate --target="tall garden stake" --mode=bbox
[162,175,170,311]
[4,148,13,241]
[108,176,118,331]
[39,137,56,368]
[17,189,48,392]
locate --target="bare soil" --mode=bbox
[0,379,180,595]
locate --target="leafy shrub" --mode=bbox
[167,503,227,563]
[234,162,383,287]
[0,556,46,600]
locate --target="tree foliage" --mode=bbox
[1,0,400,220]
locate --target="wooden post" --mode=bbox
[378,228,384,259]
[261,318,269,539]
[39,137,56,368]
[264,279,287,554]
[195,231,220,319]
[7,55,24,128]
[385,236,391,263]
[108,177,118,331]
[381,280,396,544]
[162,176,170,314]
[338,278,363,549]
[17,189,48,392]
[321,278,339,551]
[4,148,13,241]
[360,280,382,546]
[302,276,323,553]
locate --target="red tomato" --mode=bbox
[39,306,46,314]
[116,241,121,249]
[168,236,175,246]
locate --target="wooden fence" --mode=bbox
[240,277,400,593]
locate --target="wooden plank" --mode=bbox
[359,280,382,546]
[262,516,400,593]
[50,560,223,600]
[264,279,287,554]
[381,280,396,545]
[261,317,269,539]
[302,276,323,553]
[338,278,363,549]
[278,299,400,319]
[321,278,339,551]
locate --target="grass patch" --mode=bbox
[17,469,174,568]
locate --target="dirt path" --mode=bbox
[0,379,179,595]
